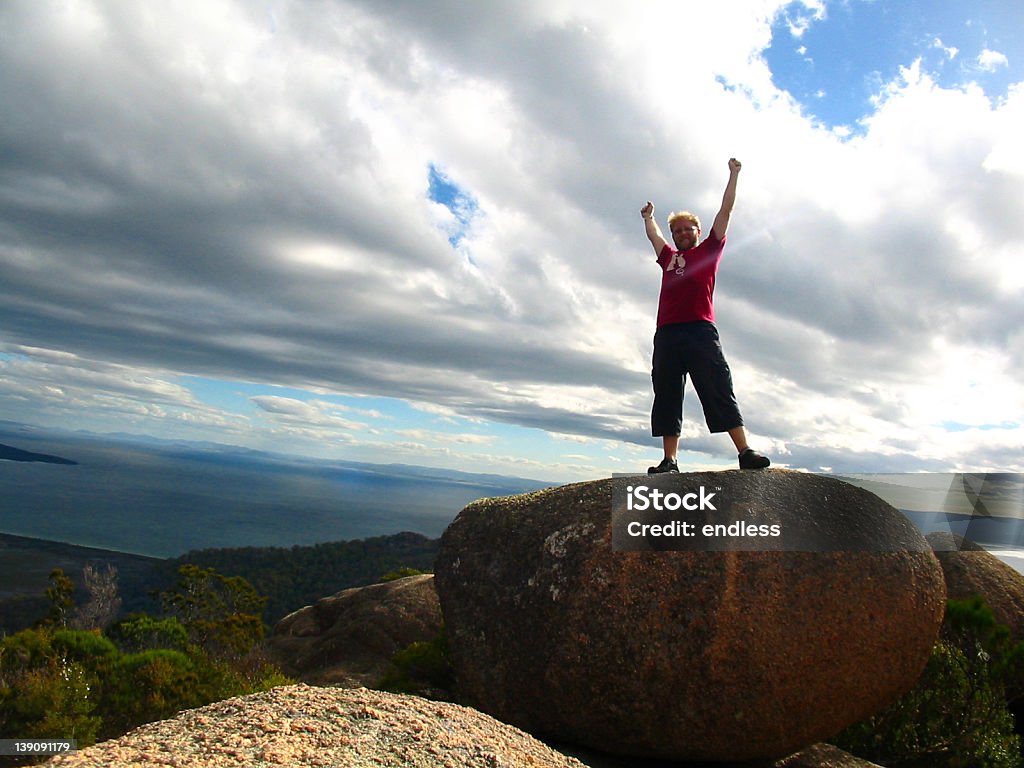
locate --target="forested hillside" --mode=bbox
[165,531,439,624]
[0,532,440,634]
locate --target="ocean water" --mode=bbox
[3,425,1022,565]
[0,426,551,558]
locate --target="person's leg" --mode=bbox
[687,324,770,469]
[650,327,685,473]
[727,426,749,452]
[726,426,768,467]
[662,434,680,461]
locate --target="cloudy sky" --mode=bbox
[1,0,1021,482]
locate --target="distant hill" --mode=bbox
[0,533,162,634]
[0,531,440,633]
[172,531,440,624]
[0,442,77,464]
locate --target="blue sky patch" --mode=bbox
[427,163,479,248]
[764,0,1023,132]
[941,420,1020,433]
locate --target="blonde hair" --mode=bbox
[667,211,701,231]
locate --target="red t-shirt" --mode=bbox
[655,233,725,327]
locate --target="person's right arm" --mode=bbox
[641,201,669,257]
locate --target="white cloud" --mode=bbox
[932,37,959,61]
[978,48,1009,72]
[0,0,1022,476]
[0,344,243,432]
[395,429,497,446]
[779,0,826,38]
[251,396,369,432]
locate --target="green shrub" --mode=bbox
[1,565,293,756]
[944,596,1024,703]
[379,629,453,697]
[1,627,56,669]
[107,614,190,653]
[0,630,102,749]
[832,597,1024,768]
[98,649,200,737]
[52,629,118,661]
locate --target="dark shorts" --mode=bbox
[651,321,743,436]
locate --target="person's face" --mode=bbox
[670,220,699,250]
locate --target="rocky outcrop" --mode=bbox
[267,574,441,686]
[44,685,589,768]
[774,743,886,767]
[435,470,947,763]
[927,531,1024,640]
[42,683,883,768]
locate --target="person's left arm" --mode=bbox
[710,158,741,241]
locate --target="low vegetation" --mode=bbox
[379,629,454,699]
[832,597,1024,768]
[0,565,291,765]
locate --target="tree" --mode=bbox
[158,565,267,659]
[42,568,75,629]
[71,564,122,631]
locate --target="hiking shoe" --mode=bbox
[647,457,679,474]
[738,448,771,469]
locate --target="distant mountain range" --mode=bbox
[0,421,548,489]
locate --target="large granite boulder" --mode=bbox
[927,532,1024,640]
[434,470,946,763]
[267,574,441,686]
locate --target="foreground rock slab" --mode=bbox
[268,574,441,686]
[435,470,946,763]
[45,684,589,768]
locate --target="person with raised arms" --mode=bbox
[641,158,770,473]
